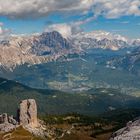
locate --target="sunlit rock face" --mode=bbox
[19,99,38,128]
[0,31,76,71]
[110,118,140,140]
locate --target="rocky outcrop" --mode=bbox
[0,99,38,133]
[18,99,48,138]
[0,113,18,132]
[110,118,140,140]
[0,99,49,139]
[0,113,8,124]
[19,99,38,128]
[0,113,17,125]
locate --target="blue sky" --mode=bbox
[83,16,140,39]
[0,0,140,39]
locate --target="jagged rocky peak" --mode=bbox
[71,30,130,51]
[74,30,128,42]
[34,30,68,46]
[0,31,76,70]
[41,31,63,39]
[19,99,38,128]
[31,31,73,55]
[132,39,140,47]
[110,117,140,140]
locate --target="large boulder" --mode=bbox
[19,99,38,128]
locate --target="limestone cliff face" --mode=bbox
[0,31,76,70]
[19,99,38,128]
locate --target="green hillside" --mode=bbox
[0,77,140,117]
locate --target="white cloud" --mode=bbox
[45,22,83,38]
[0,0,139,19]
[120,21,130,24]
[0,22,3,26]
[0,23,11,40]
[0,0,93,19]
[93,0,140,19]
[0,26,3,35]
[45,23,72,38]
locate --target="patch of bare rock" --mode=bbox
[0,99,75,139]
[0,99,47,138]
[0,113,17,132]
[110,118,140,140]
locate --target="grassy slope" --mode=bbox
[0,126,42,140]
[41,108,140,140]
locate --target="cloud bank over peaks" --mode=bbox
[0,0,139,19]
[93,0,140,19]
[45,23,72,38]
[45,23,82,38]
[0,0,93,19]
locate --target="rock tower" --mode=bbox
[19,99,38,128]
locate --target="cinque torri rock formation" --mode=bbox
[19,99,38,128]
[0,99,39,132]
[0,113,17,132]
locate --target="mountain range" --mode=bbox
[71,31,129,51]
[1,30,140,140]
[0,30,140,69]
[0,30,140,92]
[0,31,78,70]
